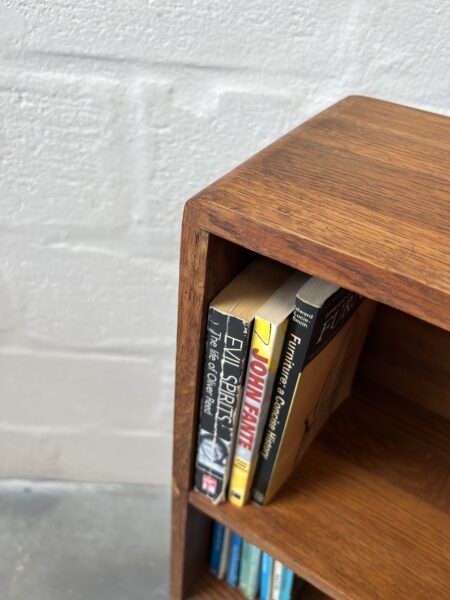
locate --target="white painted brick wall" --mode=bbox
[0,0,448,485]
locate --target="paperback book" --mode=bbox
[227,532,242,587]
[209,521,225,577]
[228,272,309,507]
[218,528,231,579]
[252,278,376,504]
[194,258,290,503]
[209,519,307,599]
[246,543,262,599]
[239,539,252,596]
[260,552,273,600]
[280,565,295,600]
[271,560,283,600]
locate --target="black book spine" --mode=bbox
[194,307,250,503]
[251,298,319,505]
[252,288,362,505]
[303,287,363,366]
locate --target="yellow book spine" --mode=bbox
[228,315,287,507]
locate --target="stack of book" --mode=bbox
[209,519,304,599]
[195,258,376,506]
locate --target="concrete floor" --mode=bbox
[0,481,170,600]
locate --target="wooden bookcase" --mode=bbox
[171,96,450,600]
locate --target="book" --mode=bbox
[239,539,252,595]
[252,278,376,504]
[228,272,310,507]
[271,560,283,600]
[245,543,262,599]
[194,258,291,503]
[209,521,225,577]
[279,566,295,600]
[260,552,273,600]
[227,532,242,587]
[218,527,231,579]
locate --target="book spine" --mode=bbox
[252,289,361,504]
[218,527,230,579]
[209,521,225,577]
[251,299,319,505]
[226,532,242,587]
[302,288,364,366]
[260,552,273,600]
[229,315,288,506]
[271,560,283,600]
[279,566,295,600]
[239,540,252,595]
[195,307,250,503]
[245,544,262,599]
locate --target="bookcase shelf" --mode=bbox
[188,377,449,599]
[171,96,450,600]
[190,571,330,599]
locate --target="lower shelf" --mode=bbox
[190,570,329,599]
[189,381,450,599]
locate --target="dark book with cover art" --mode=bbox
[194,258,291,503]
[252,278,376,505]
[195,308,249,501]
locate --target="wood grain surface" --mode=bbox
[171,216,252,598]
[189,570,330,599]
[189,384,450,600]
[359,304,450,419]
[187,96,450,330]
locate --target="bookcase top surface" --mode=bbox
[187,96,450,330]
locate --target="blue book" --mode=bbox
[239,540,251,595]
[279,566,294,600]
[260,552,273,600]
[227,533,242,587]
[246,544,262,599]
[209,521,225,577]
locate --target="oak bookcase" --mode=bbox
[171,96,450,600]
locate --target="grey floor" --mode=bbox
[0,481,170,600]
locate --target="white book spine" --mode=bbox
[271,560,283,599]
[218,528,231,579]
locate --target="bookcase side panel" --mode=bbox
[171,204,251,599]
[171,209,208,599]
